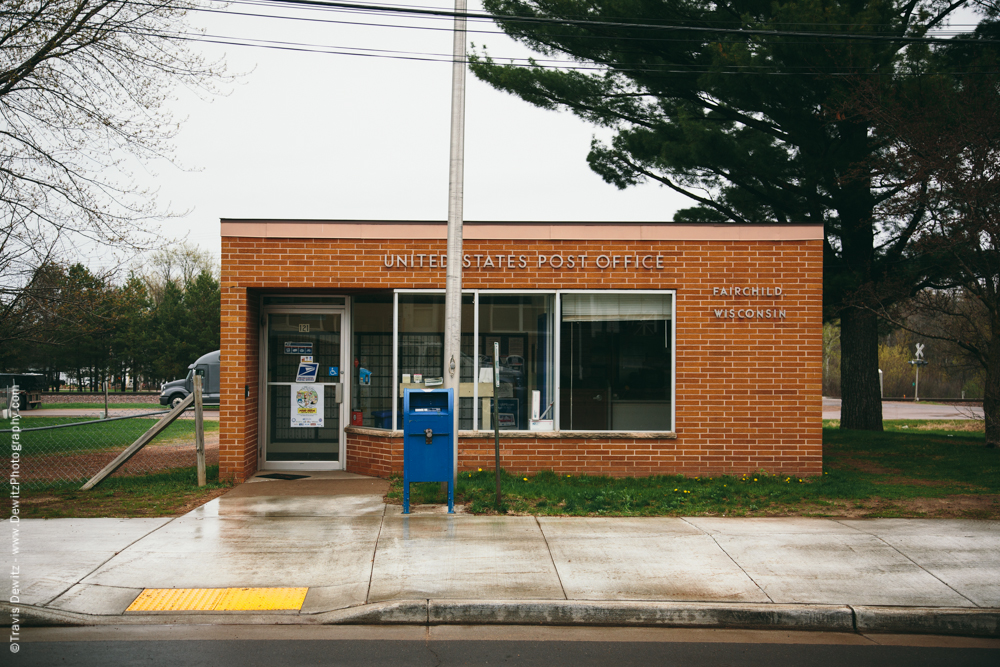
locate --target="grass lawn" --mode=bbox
[46,390,158,395]
[16,465,233,519]
[392,420,999,519]
[2,415,219,454]
[12,419,997,520]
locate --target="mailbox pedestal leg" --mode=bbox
[448,481,454,514]
[403,478,410,514]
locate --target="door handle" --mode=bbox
[334,383,343,404]
[425,428,433,445]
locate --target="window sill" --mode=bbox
[345,426,677,439]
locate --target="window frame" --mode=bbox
[555,289,676,434]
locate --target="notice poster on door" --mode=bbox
[291,383,324,428]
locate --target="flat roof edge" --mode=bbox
[220,220,824,241]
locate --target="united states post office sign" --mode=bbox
[382,253,665,271]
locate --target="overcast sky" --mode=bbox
[142,0,690,261]
[136,1,983,264]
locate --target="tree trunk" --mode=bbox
[985,327,999,448]
[839,307,883,430]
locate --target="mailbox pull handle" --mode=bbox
[424,428,433,445]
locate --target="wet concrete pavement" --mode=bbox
[3,472,999,635]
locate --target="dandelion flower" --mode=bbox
[523,477,528,481]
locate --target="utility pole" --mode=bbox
[443,0,468,488]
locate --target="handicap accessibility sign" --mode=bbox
[296,362,319,383]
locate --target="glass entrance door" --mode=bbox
[264,310,345,469]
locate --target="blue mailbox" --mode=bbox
[402,388,454,514]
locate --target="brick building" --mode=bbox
[219,220,823,483]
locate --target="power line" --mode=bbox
[6,3,997,76]
[191,4,507,37]
[246,0,1000,45]
[185,1,985,48]
[227,0,982,35]
[180,32,1000,76]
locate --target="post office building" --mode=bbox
[218,220,823,483]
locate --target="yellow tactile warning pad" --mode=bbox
[126,587,308,612]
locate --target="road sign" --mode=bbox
[915,343,925,359]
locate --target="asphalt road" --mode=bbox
[25,407,219,420]
[823,398,984,421]
[14,627,1000,667]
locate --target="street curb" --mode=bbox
[427,600,854,632]
[852,605,1000,637]
[5,600,998,637]
[3,601,428,627]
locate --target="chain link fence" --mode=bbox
[2,399,218,489]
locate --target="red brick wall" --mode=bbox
[219,286,259,481]
[221,234,822,481]
[344,430,817,479]
[345,431,396,479]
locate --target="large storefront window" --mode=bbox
[560,293,673,431]
[396,293,475,429]
[347,290,672,433]
[478,295,554,430]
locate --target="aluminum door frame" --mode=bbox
[259,302,351,471]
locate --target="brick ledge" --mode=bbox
[345,427,677,440]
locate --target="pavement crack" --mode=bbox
[425,638,443,667]
[832,521,979,608]
[680,518,775,603]
[535,516,568,600]
[848,604,860,634]
[365,509,385,605]
[43,516,180,607]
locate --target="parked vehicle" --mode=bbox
[0,373,45,410]
[159,350,221,408]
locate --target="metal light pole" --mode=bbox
[443,0,468,487]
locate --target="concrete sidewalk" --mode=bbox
[4,474,999,637]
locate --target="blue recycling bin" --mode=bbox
[402,388,454,514]
[372,410,392,430]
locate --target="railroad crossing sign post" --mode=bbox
[909,344,928,401]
